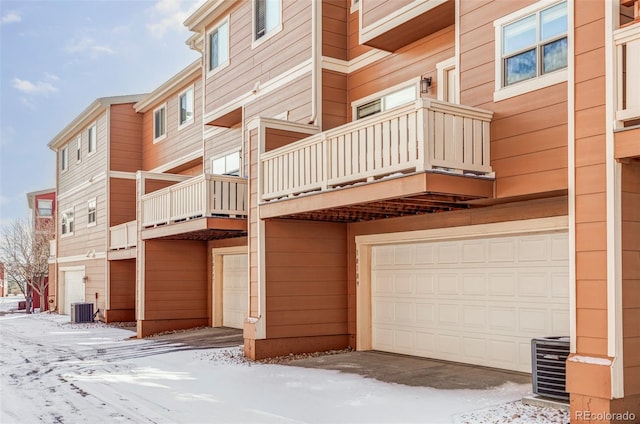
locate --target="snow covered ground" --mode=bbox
[0,312,568,423]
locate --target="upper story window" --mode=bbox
[212,150,241,176]
[87,123,97,155]
[494,0,568,101]
[37,199,53,217]
[154,104,167,142]
[208,19,229,73]
[76,136,81,162]
[179,86,194,127]
[87,198,96,226]
[355,85,416,119]
[61,209,74,236]
[61,146,69,172]
[253,0,281,45]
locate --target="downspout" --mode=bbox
[309,0,321,126]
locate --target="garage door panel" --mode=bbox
[222,254,248,329]
[371,231,569,373]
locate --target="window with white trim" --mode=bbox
[355,85,416,119]
[211,151,241,176]
[153,104,167,142]
[179,87,194,127]
[494,0,568,101]
[61,209,74,236]
[208,19,229,72]
[37,199,53,217]
[87,123,97,155]
[76,136,81,162]
[254,0,281,42]
[61,146,68,172]
[87,198,96,226]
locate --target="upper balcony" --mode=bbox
[259,99,494,222]
[140,173,248,240]
[108,220,137,260]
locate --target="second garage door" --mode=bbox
[222,254,248,329]
[371,231,569,373]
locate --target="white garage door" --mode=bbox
[371,232,569,372]
[222,254,248,329]
[64,271,85,315]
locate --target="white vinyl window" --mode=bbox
[494,0,569,101]
[87,198,96,227]
[37,199,53,217]
[76,136,82,162]
[153,104,167,142]
[211,151,241,176]
[61,209,74,236]
[179,86,194,127]
[355,85,416,119]
[61,146,69,172]
[208,19,229,73]
[87,123,97,155]
[253,0,281,45]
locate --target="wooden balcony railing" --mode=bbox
[109,220,137,250]
[140,174,248,228]
[615,21,640,123]
[260,99,493,201]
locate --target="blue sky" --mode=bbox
[0,0,202,227]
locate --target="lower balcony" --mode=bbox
[140,173,248,240]
[259,99,494,222]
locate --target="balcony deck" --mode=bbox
[108,220,137,260]
[259,99,494,222]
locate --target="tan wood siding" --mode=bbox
[109,103,142,172]
[622,162,640,395]
[459,1,568,199]
[58,259,107,318]
[348,6,372,59]
[265,220,348,339]
[361,0,413,27]
[322,69,348,130]
[346,197,569,343]
[244,75,312,125]
[323,0,348,60]
[141,76,203,171]
[248,128,260,317]
[204,1,312,115]
[573,2,607,357]
[108,259,135,312]
[109,178,136,227]
[204,126,243,174]
[143,239,208,320]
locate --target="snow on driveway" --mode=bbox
[1,313,567,423]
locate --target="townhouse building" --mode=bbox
[26,187,56,311]
[46,0,638,421]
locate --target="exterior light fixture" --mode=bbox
[420,76,432,94]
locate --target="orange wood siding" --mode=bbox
[323,0,348,60]
[264,220,348,339]
[346,196,568,343]
[141,76,203,171]
[264,128,311,152]
[177,163,203,176]
[322,69,348,130]
[573,1,607,357]
[622,162,640,395]
[109,178,136,226]
[204,1,312,115]
[348,5,372,60]
[109,103,142,172]
[144,179,178,195]
[143,239,208,320]
[108,259,135,312]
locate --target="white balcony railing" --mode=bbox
[615,22,640,123]
[260,99,493,201]
[140,174,248,228]
[109,220,137,250]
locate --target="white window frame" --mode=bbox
[436,57,458,103]
[75,135,82,163]
[37,199,53,218]
[211,150,241,176]
[61,146,69,172]
[351,79,419,120]
[61,208,74,237]
[153,103,167,143]
[87,198,97,227]
[207,17,230,76]
[252,0,283,49]
[87,122,97,156]
[493,0,570,102]
[178,85,195,129]
[350,0,359,14]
